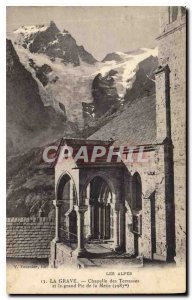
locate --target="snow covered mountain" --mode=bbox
[10,22,158,130]
[84,48,158,123]
[10,44,98,128]
[13,21,97,66]
[9,23,99,128]
[99,48,158,97]
[7,21,158,217]
[6,39,69,155]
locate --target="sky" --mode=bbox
[6,6,160,61]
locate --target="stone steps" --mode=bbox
[77,257,98,268]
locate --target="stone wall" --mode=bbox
[50,241,77,268]
[6,217,55,258]
[157,8,186,264]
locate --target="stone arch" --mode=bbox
[56,171,78,205]
[81,171,117,241]
[56,171,78,241]
[80,171,117,204]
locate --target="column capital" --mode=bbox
[143,197,152,201]
[83,197,90,204]
[53,199,63,207]
[74,205,87,213]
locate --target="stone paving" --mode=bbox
[77,241,143,268]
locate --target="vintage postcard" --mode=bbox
[6,6,187,294]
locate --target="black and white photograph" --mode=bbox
[5,5,187,294]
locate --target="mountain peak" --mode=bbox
[63,29,69,34]
[102,52,124,63]
[49,20,59,31]
[49,20,56,26]
[13,21,97,66]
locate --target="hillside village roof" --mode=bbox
[88,94,156,145]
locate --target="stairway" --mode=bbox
[76,241,143,268]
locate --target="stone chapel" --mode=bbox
[50,7,186,268]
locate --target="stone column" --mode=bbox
[154,65,171,142]
[125,203,134,255]
[91,203,95,238]
[119,203,126,252]
[153,187,167,261]
[74,205,87,257]
[85,184,91,238]
[99,204,103,239]
[103,204,106,239]
[105,203,111,239]
[113,204,121,251]
[64,181,74,240]
[53,200,63,243]
[69,180,74,208]
[87,202,93,238]
[50,200,63,268]
[142,197,152,259]
[153,143,174,262]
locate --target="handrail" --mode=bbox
[59,227,78,239]
[59,227,89,243]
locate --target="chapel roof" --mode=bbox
[88,94,156,146]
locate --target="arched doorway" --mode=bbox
[132,172,142,211]
[84,176,113,241]
[57,173,78,242]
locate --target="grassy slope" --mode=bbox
[7,147,55,217]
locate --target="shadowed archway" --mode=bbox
[56,173,78,242]
[84,176,114,242]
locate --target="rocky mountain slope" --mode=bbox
[6,39,80,216]
[10,23,158,128]
[7,145,57,217]
[7,22,158,217]
[14,21,97,66]
[6,39,75,155]
[83,48,158,132]
[13,46,98,128]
